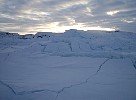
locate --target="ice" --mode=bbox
[0,30,136,100]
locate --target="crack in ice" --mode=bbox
[54,58,111,100]
[7,57,111,100]
[131,59,136,70]
[41,44,47,52]
[0,80,16,95]
[17,88,58,95]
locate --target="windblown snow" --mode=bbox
[0,29,136,100]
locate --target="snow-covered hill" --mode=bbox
[0,30,136,100]
[0,29,136,58]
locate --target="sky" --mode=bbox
[0,0,136,34]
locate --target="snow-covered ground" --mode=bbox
[0,30,136,100]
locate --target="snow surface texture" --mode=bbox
[0,30,136,100]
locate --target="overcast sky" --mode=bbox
[0,0,136,34]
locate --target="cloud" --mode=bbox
[0,0,136,34]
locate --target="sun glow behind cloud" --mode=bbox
[30,22,115,34]
[17,22,115,35]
